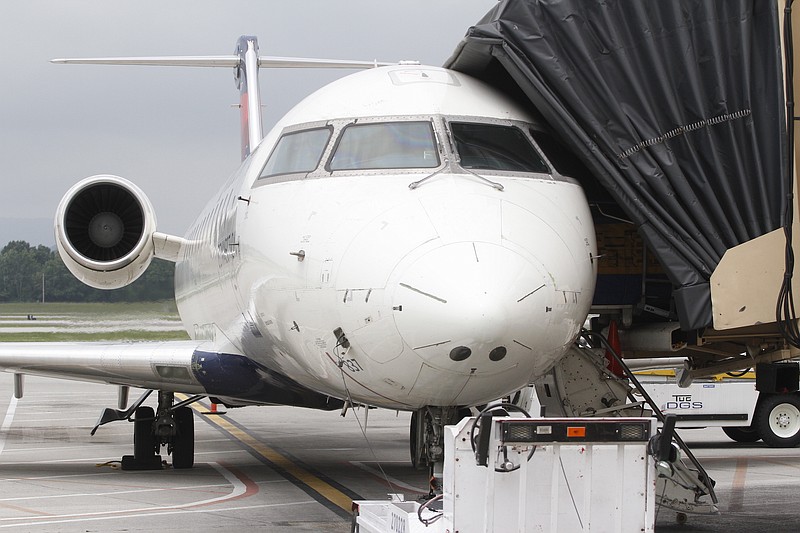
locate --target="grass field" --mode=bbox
[0,300,189,342]
[0,300,179,316]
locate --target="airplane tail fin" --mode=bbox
[52,36,391,160]
[234,36,263,160]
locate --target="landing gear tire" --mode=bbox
[172,406,194,469]
[722,426,761,443]
[410,407,468,470]
[410,410,425,470]
[755,394,800,448]
[123,405,162,470]
[133,406,156,459]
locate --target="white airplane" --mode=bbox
[0,36,596,470]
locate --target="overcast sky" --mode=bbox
[0,0,498,241]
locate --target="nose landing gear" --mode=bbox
[410,406,471,496]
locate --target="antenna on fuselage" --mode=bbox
[52,35,393,161]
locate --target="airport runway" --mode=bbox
[0,375,798,532]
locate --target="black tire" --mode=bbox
[410,410,424,469]
[722,426,761,443]
[755,394,800,448]
[172,406,194,469]
[133,406,156,459]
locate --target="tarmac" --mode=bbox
[0,374,798,532]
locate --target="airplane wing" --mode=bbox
[0,341,210,395]
[0,340,341,411]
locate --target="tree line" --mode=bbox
[0,241,174,303]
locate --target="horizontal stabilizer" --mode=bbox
[52,44,394,160]
[51,56,392,69]
[258,56,392,69]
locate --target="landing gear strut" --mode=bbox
[410,406,469,496]
[92,388,199,470]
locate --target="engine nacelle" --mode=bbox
[55,175,157,290]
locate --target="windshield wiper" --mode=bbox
[408,161,504,191]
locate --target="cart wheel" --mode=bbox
[676,512,688,525]
[755,394,800,447]
[722,426,761,443]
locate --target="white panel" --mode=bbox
[446,418,655,533]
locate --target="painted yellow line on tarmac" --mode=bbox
[177,395,353,513]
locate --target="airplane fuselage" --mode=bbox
[174,65,597,410]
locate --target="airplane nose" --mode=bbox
[390,241,556,370]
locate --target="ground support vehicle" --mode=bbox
[636,364,800,448]
[353,416,672,532]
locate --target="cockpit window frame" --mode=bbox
[251,116,448,188]
[256,123,334,183]
[443,117,553,178]
[250,115,571,190]
[325,119,441,173]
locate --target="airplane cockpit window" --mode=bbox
[450,122,549,173]
[529,129,592,179]
[328,121,439,171]
[259,127,332,178]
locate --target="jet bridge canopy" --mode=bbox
[446,0,786,330]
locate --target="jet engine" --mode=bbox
[55,175,157,289]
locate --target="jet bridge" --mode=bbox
[445,0,800,381]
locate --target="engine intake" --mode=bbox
[55,175,157,289]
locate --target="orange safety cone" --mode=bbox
[604,319,626,377]
[210,402,218,413]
